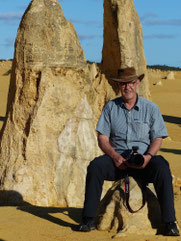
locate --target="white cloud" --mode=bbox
[69,18,102,28]
[143,34,176,39]
[3,38,15,47]
[78,34,102,41]
[144,18,181,26]
[0,12,22,24]
[140,12,158,22]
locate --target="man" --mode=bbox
[78,67,179,236]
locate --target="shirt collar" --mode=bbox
[135,95,140,110]
[120,95,140,111]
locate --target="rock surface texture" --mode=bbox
[0,0,150,206]
[96,178,162,237]
[15,0,86,68]
[102,0,150,98]
[0,0,114,206]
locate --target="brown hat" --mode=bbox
[112,67,144,83]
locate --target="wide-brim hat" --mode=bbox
[111,67,144,83]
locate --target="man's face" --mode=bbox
[119,79,140,101]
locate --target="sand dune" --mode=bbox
[0,61,181,241]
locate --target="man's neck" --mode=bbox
[123,95,138,110]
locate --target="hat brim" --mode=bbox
[138,74,144,82]
[112,74,145,83]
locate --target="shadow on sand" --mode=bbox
[0,117,5,122]
[163,115,181,126]
[18,206,82,230]
[0,188,164,235]
[0,190,82,231]
[160,148,181,155]
[3,69,12,76]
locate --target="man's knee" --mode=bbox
[151,155,172,180]
[87,155,113,177]
[87,156,105,174]
[88,157,100,171]
[150,155,170,169]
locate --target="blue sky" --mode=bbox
[0,0,181,67]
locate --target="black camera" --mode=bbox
[125,146,144,167]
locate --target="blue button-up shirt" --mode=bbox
[96,96,168,155]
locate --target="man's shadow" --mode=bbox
[0,190,82,231]
[0,117,5,122]
[17,206,82,230]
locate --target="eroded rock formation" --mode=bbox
[96,178,162,237]
[15,0,86,69]
[102,0,150,98]
[0,0,114,206]
[0,0,150,206]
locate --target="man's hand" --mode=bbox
[126,154,151,169]
[142,155,152,168]
[97,133,127,170]
[112,153,127,170]
[128,137,162,169]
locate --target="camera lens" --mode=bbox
[133,154,144,167]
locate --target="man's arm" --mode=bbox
[136,137,163,169]
[147,137,163,156]
[97,132,127,170]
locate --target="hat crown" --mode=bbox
[117,67,136,79]
[111,67,144,82]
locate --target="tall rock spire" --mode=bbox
[102,0,150,98]
[0,0,98,206]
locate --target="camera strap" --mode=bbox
[124,175,147,213]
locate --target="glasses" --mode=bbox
[119,79,138,87]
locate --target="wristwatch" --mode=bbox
[147,152,154,158]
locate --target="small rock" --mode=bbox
[96,177,162,237]
[166,71,175,80]
[153,80,162,86]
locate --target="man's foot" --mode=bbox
[164,222,180,236]
[78,217,96,232]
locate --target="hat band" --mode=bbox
[118,75,138,80]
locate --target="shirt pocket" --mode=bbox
[132,121,150,140]
[111,126,127,140]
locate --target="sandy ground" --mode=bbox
[0,62,181,241]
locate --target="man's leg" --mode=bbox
[79,154,124,231]
[83,154,124,217]
[143,155,175,222]
[142,155,179,236]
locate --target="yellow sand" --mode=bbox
[0,61,181,241]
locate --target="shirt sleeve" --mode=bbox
[96,102,111,137]
[149,104,168,140]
